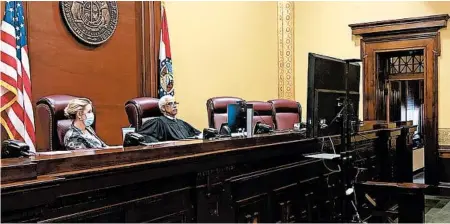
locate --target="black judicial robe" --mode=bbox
[137,116,201,143]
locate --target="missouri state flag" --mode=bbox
[158,3,174,98]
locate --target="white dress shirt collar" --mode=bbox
[164,115,176,121]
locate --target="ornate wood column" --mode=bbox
[277,2,295,100]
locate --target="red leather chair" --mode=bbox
[206,96,244,129]
[268,99,302,130]
[247,101,275,128]
[36,95,96,151]
[125,97,162,130]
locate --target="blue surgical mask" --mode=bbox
[84,112,94,127]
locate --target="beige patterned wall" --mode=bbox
[439,128,450,145]
[277,1,295,100]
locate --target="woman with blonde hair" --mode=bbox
[63,98,107,150]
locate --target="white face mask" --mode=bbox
[84,112,94,127]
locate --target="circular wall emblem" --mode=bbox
[60,1,119,45]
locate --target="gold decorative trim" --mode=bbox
[277,1,295,100]
[439,128,450,145]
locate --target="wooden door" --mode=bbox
[350,14,449,185]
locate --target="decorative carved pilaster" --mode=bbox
[277,1,295,100]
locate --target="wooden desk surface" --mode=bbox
[0,126,412,223]
[1,131,306,184]
[1,128,404,186]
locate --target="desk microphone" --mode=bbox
[1,140,32,158]
[203,128,219,139]
[219,124,232,136]
[253,111,275,130]
[123,132,146,147]
[254,122,273,134]
[201,127,232,140]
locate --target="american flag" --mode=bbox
[1,1,35,152]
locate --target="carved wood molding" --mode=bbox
[137,1,160,98]
[277,1,295,100]
[349,14,449,37]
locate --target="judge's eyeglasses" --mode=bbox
[166,102,179,107]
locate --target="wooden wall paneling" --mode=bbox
[28,2,138,147]
[139,1,160,97]
[1,1,4,17]
[151,1,161,97]
[135,2,145,97]
[18,2,160,149]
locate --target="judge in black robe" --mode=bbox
[137,95,201,142]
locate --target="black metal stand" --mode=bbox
[338,59,362,223]
[341,59,361,153]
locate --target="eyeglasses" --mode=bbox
[166,102,179,107]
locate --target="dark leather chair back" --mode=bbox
[125,97,162,130]
[36,95,96,151]
[268,99,302,130]
[247,101,275,128]
[206,96,244,129]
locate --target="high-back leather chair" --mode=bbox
[268,99,302,130]
[36,95,96,151]
[125,97,162,130]
[247,101,275,128]
[206,96,244,129]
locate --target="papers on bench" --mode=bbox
[36,151,72,156]
[185,133,203,140]
[141,141,177,146]
[305,153,340,160]
[104,145,123,149]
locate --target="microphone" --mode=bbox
[123,132,146,147]
[219,123,232,136]
[1,140,32,158]
[203,128,219,139]
[254,122,273,134]
[253,111,275,130]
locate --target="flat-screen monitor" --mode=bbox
[227,103,248,133]
[306,53,361,137]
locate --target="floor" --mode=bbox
[425,195,450,223]
[414,172,450,223]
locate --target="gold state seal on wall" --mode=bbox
[60,1,119,45]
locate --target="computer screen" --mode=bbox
[227,103,247,133]
[315,90,360,136]
[306,53,361,137]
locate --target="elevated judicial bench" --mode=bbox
[1,122,416,223]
